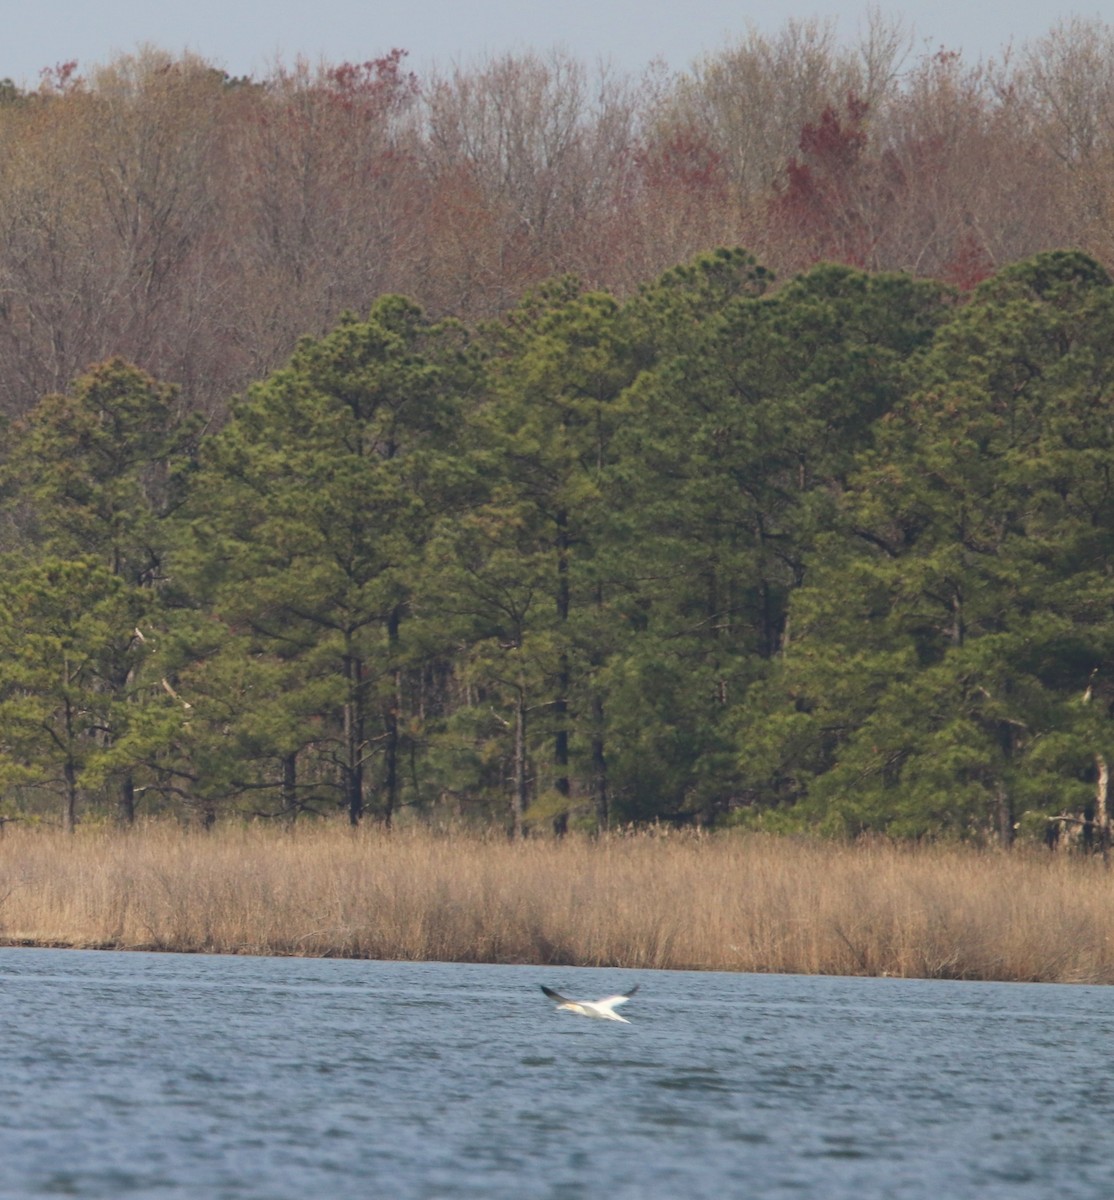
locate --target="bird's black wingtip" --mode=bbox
[541,985,559,998]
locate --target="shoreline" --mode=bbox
[2,824,1112,984]
[0,938,1099,988]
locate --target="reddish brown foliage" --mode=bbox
[638,124,729,197]
[0,21,1109,418]
[770,94,892,269]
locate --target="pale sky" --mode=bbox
[1,0,1104,87]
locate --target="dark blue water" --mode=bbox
[2,947,1112,1198]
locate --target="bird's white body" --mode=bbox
[541,985,639,1022]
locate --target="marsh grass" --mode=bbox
[2,823,1113,983]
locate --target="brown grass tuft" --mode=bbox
[2,824,1113,983]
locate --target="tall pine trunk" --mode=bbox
[512,683,528,839]
[118,775,136,825]
[382,607,403,829]
[282,752,298,824]
[1096,754,1110,867]
[592,693,609,831]
[63,758,78,834]
[553,508,570,835]
[343,646,365,825]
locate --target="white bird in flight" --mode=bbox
[541,984,639,1023]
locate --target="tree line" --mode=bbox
[0,246,1111,842]
[0,16,1113,425]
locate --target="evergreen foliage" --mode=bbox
[1,250,1111,842]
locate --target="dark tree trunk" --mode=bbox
[512,685,528,839]
[553,507,570,834]
[344,649,365,825]
[592,694,609,831]
[63,758,78,834]
[994,785,1014,849]
[382,607,403,829]
[281,751,298,824]
[118,775,136,826]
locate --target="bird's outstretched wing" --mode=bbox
[541,984,638,1005]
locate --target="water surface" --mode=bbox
[2,948,1112,1198]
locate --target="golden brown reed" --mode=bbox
[2,824,1113,983]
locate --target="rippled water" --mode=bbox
[2,947,1113,1198]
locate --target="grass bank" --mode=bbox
[1,824,1112,983]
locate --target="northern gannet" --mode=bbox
[541,984,639,1022]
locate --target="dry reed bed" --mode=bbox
[1,825,1112,983]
